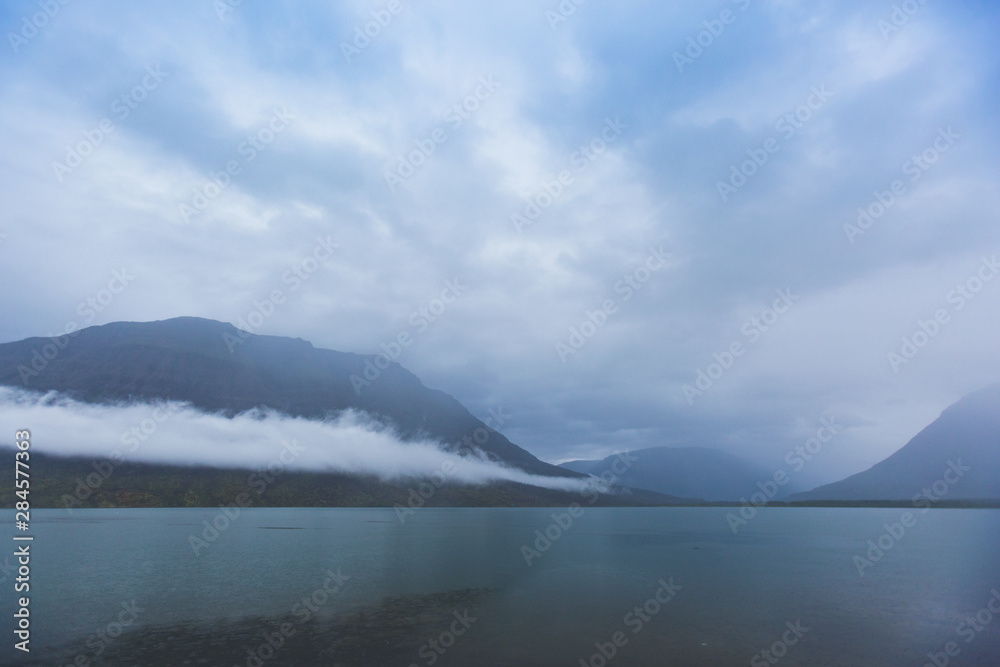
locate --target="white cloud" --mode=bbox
[0,388,598,493]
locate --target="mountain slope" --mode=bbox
[560,446,782,502]
[789,384,1000,501]
[0,450,691,509]
[0,317,575,478]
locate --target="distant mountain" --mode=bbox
[560,459,605,475]
[560,446,783,502]
[0,317,574,478]
[789,384,1000,501]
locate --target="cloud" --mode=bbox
[0,0,998,487]
[0,388,597,493]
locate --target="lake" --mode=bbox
[2,507,999,665]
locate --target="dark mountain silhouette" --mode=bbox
[789,383,1000,501]
[0,317,573,478]
[560,446,788,502]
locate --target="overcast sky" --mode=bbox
[1,0,998,487]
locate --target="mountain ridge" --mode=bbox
[789,383,1000,501]
[0,316,576,479]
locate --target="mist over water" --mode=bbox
[0,387,597,493]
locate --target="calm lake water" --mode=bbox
[2,507,999,666]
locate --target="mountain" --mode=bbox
[0,450,689,510]
[559,446,785,502]
[789,384,1000,501]
[0,317,573,478]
